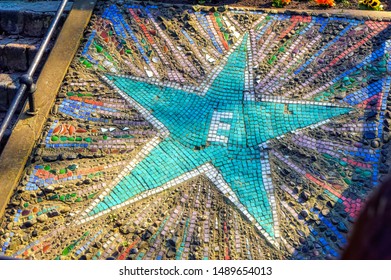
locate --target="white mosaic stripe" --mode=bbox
[281,237,295,255]
[251,14,266,29]
[77,182,107,196]
[76,161,279,248]
[245,238,253,259]
[167,69,186,84]
[280,184,301,201]
[147,12,199,78]
[99,233,120,260]
[249,29,259,66]
[233,212,242,253]
[145,59,161,79]
[244,35,255,101]
[260,148,280,239]
[256,32,276,66]
[260,96,349,107]
[261,34,321,93]
[339,122,379,133]
[259,119,332,149]
[291,133,359,153]
[196,34,246,96]
[190,13,221,58]
[281,201,305,225]
[270,150,307,176]
[226,12,245,33]
[101,75,170,136]
[75,136,162,223]
[123,60,144,76]
[222,15,241,39]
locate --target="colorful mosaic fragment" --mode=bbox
[1,1,391,260]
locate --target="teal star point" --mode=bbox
[86,35,351,242]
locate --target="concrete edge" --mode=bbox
[0,1,73,13]
[0,0,97,218]
[228,7,391,21]
[139,1,391,20]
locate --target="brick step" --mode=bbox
[0,72,40,111]
[0,36,50,71]
[0,72,22,112]
[0,1,73,37]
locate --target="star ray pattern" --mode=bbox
[1,2,391,260]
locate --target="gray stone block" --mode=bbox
[3,42,28,71]
[0,73,20,112]
[0,10,24,35]
[23,12,53,37]
[0,37,40,71]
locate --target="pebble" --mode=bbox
[130,248,138,254]
[371,139,381,148]
[21,210,30,216]
[22,221,36,228]
[139,241,148,250]
[380,163,389,174]
[47,210,59,218]
[142,229,152,240]
[42,155,58,162]
[337,222,348,233]
[166,247,176,258]
[37,214,48,223]
[59,206,71,214]
[300,210,308,218]
[166,237,177,247]
[321,209,330,217]
[300,191,310,201]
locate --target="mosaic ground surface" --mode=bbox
[1,1,391,260]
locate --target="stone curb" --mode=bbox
[140,1,391,21]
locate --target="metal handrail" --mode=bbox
[0,0,69,142]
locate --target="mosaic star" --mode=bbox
[79,34,352,246]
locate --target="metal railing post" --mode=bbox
[19,74,37,115]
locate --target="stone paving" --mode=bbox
[0,1,391,260]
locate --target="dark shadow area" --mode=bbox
[289,23,391,259]
[343,174,391,259]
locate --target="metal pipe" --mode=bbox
[27,0,69,77]
[0,0,69,143]
[0,85,27,142]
